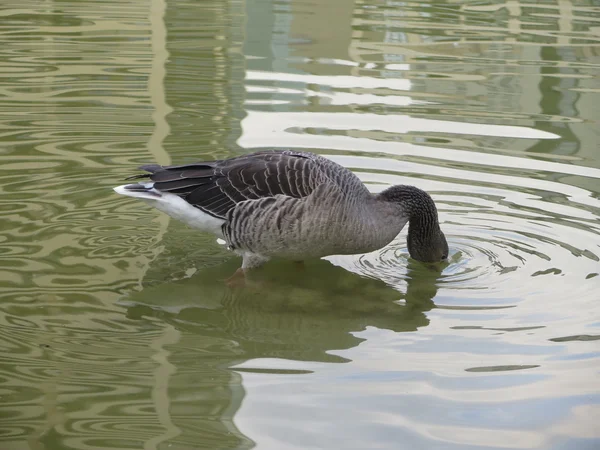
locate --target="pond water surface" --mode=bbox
[1,0,599,449]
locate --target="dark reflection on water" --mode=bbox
[126,258,440,354]
[117,259,441,448]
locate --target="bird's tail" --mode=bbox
[113,164,165,200]
[113,182,161,200]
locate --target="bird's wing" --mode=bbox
[129,151,330,219]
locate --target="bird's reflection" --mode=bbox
[120,257,444,448]
[124,257,443,362]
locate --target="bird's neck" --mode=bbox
[375,185,440,246]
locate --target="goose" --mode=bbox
[113,150,448,281]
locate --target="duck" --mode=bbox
[113,150,448,281]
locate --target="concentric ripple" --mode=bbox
[330,172,600,308]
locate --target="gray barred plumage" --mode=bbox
[114,150,448,272]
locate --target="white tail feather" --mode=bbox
[113,185,225,236]
[113,184,160,200]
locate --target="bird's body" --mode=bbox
[114,150,447,273]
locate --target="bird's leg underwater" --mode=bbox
[225,268,271,290]
[225,268,247,288]
[227,260,303,287]
[225,253,270,288]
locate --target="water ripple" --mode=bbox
[1,0,599,449]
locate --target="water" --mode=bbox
[1,0,599,449]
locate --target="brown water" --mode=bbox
[1,0,599,449]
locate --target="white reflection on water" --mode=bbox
[233,327,600,448]
[246,70,412,91]
[240,109,560,142]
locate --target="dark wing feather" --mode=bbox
[130,151,324,219]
